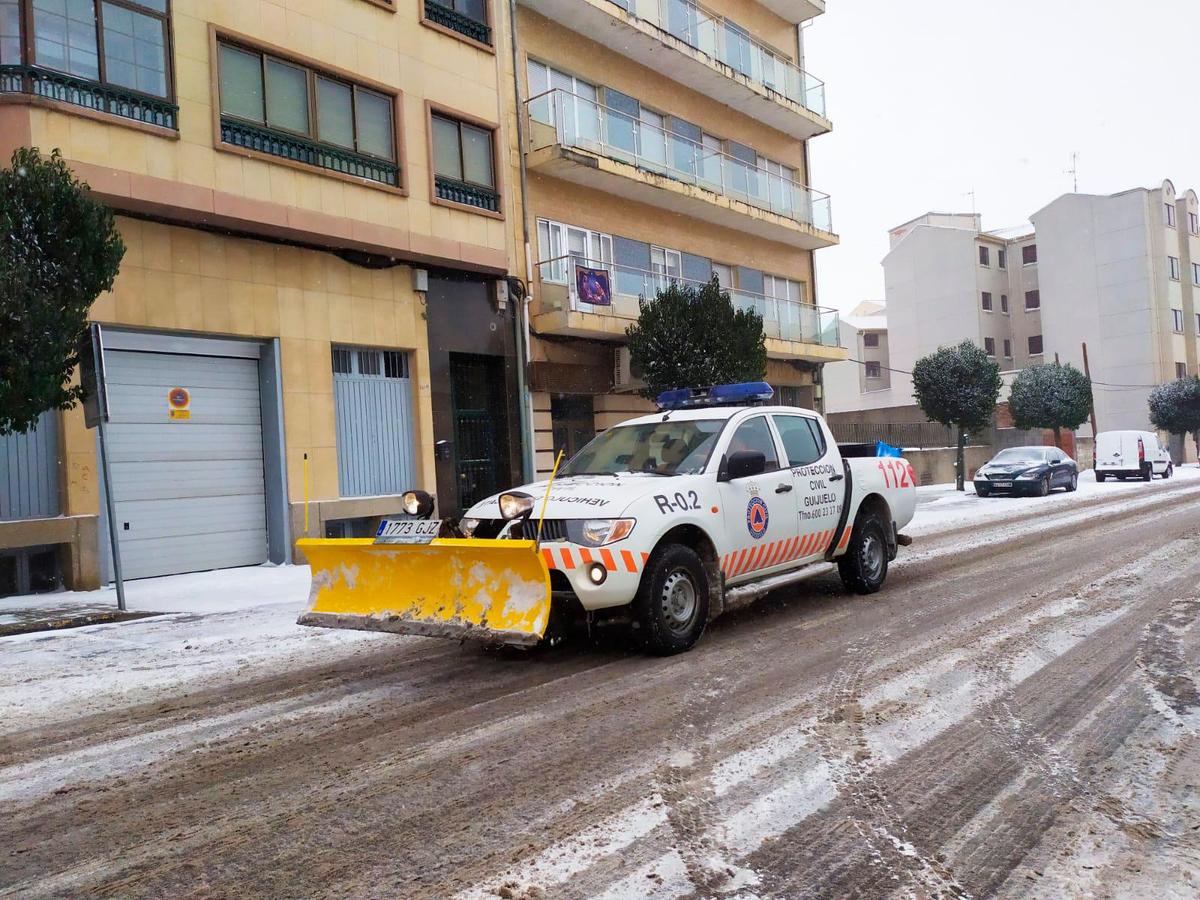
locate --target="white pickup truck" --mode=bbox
[456,383,917,654]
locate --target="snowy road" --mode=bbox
[2,473,1200,898]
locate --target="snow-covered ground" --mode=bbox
[3,467,1198,734]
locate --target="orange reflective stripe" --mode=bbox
[600,549,617,571]
[837,527,852,550]
[732,548,751,576]
[621,549,638,572]
[542,548,556,570]
[766,540,785,567]
[560,548,575,569]
[579,548,594,564]
[641,552,649,566]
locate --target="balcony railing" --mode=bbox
[424,0,492,44]
[608,0,826,117]
[527,89,832,233]
[0,64,178,129]
[536,254,841,349]
[220,117,400,187]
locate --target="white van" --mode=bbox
[1094,430,1173,482]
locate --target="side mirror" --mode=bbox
[722,450,766,482]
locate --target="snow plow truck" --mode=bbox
[298,382,917,655]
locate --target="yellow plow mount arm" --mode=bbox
[296,538,552,646]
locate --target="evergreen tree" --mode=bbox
[1,148,125,435]
[1007,362,1093,449]
[625,277,768,399]
[912,340,1002,491]
[1148,376,1200,461]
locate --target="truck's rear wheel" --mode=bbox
[632,544,709,655]
[838,517,888,595]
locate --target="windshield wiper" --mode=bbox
[626,469,673,477]
[560,471,620,477]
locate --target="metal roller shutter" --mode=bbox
[104,349,268,579]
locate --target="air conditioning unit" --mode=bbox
[613,346,645,393]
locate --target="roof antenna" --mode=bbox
[1065,152,1079,193]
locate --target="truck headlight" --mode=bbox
[569,519,636,546]
[402,490,436,518]
[499,492,534,520]
[459,517,480,538]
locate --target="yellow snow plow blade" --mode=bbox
[296,538,552,646]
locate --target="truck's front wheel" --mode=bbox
[632,544,709,655]
[837,517,889,595]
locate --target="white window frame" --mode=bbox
[537,218,612,293]
[1172,308,1185,333]
[1166,203,1177,228]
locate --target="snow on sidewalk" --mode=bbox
[0,566,387,733]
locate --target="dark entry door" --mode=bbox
[450,353,508,512]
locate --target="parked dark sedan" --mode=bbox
[973,446,1079,497]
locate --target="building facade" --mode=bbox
[0,0,520,593]
[504,0,845,476]
[826,186,1200,461]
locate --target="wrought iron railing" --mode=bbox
[536,254,842,349]
[219,117,400,187]
[435,174,499,211]
[527,89,833,233]
[606,0,826,117]
[424,0,492,45]
[0,64,178,129]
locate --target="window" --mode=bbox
[981,291,992,311]
[1022,244,1038,265]
[983,337,995,357]
[431,112,498,212]
[536,219,612,287]
[423,0,490,46]
[998,249,1007,269]
[1025,290,1041,310]
[1168,256,1181,280]
[1193,263,1200,287]
[1028,334,1044,356]
[1000,294,1009,313]
[1190,212,1199,235]
[726,417,778,471]
[1003,339,1012,358]
[1197,313,1200,333]
[331,347,409,379]
[772,416,826,466]
[1166,203,1177,228]
[217,40,399,186]
[1177,363,1189,379]
[1172,309,1185,332]
[862,332,880,348]
[2,0,175,126]
[650,245,682,292]
[864,361,882,378]
[978,245,990,267]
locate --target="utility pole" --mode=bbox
[1082,341,1099,441]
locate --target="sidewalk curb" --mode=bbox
[0,611,164,638]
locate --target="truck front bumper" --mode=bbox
[538,542,647,611]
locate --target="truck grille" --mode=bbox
[518,519,567,541]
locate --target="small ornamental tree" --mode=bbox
[912,340,1002,491]
[0,147,125,435]
[1007,362,1093,449]
[625,276,767,399]
[1148,376,1200,461]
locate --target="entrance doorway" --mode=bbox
[450,353,510,512]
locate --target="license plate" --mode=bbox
[374,518,441,545]
[992,481,1012,488]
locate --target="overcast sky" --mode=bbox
[803,0,1200,313]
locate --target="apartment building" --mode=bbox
[1033,180,1200,459]
[504,0,845,472]
[826,184,1199,460]
[0,0,519,593]
[823,300,888,405]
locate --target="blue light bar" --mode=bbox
[656,382,775,410]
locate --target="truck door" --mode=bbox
[717,415,800,585]
[771,414,847,560]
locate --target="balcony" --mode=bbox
[0,64,178,130]
[758,0,825,24]
[525,90,837,250]
[533,255,845,362]
[518,0,830,140]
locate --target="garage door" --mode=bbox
[104,349,268,580]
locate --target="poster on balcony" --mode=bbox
[575,265,612,306]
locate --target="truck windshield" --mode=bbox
[561,420,725,477]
